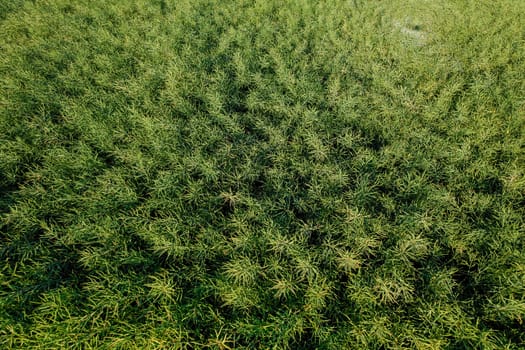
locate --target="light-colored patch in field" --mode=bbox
[393,19,428,45]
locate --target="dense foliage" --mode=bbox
[1,0,524,348]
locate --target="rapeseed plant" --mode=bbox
[1,0,524,348]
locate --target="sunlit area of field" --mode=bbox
[1,0,524,348]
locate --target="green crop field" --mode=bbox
[1,0,524,348]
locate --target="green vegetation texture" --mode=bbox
[1,0,524,348]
